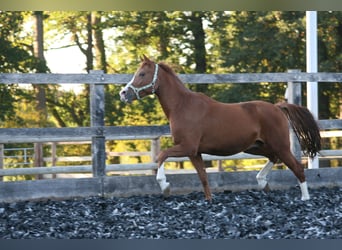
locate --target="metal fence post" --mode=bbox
[90,70,106,177]
[287,69,302,162]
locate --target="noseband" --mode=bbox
[126,64,159,100]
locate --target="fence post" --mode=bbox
[34,142,44,179]
[151,138,160,174]
[90,70,106,177]
[0,144,3,181]
[51,142,57,179]
[287,69,302,162]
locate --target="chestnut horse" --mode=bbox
[119,56,321,201]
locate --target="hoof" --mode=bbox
[161,182,171,196]
[263,183,271,192]
[205,197,212,203]
[301,195,310,201]
[257,178,270,192]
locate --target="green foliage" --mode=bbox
[0,12,40,124]
[317,11,342,119]
[0,85,17,123]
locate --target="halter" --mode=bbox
[126,63,159,100]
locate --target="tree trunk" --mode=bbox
[33,11,47,124]
[33,11,48,179]
[157,12,170,60]
[189,12,208,94]
[86,12,94,73]
[83,12,93,125]
[191,12,207,74]
[92,11,107,73]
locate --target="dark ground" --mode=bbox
[1,186,342,239]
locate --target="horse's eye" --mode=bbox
[139,72,145,77]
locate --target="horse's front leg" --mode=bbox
[189,154,212,201]
[156,143,198,197]
[156,162,170,196]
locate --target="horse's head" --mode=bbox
[120,55,159,103]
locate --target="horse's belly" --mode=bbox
[199,140,250,156]
[198,128,259,156]
[201,148,243,156]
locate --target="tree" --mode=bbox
[317,11,342,119]
[209,12,305,104]
[44,11,93,127]
[0,11,39,124]
[32,11,49,126]
[210,11,341,119]
[184,11,208,93]
[92,11,107,73]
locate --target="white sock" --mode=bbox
[300,181,310,201]
[156,163,170,193]
[256,161,274,189]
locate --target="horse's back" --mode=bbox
[212,100,283,121]
[239,100,289,131]
[210,100,289,142]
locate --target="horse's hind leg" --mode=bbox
[277,151,310,201]
[256,160,274,191]
[189,154,212,201]
[244,144,275,191]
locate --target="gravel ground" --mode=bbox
[1,186,342,239]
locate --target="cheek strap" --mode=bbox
[126,64,159,100]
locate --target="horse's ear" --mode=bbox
[141,54,150,62]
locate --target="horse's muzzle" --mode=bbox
[119,88,134,103]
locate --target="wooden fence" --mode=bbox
[1,71,342,180]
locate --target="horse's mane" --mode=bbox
[157,62,192,92]
[158,62,180,79]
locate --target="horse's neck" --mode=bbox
[156,74,189,119]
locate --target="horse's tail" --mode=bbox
[276,102,321,158]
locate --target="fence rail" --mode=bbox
[1,71,341,180]
[1,120,342,144]
[1,72,342,84]
[0,124,341,177]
